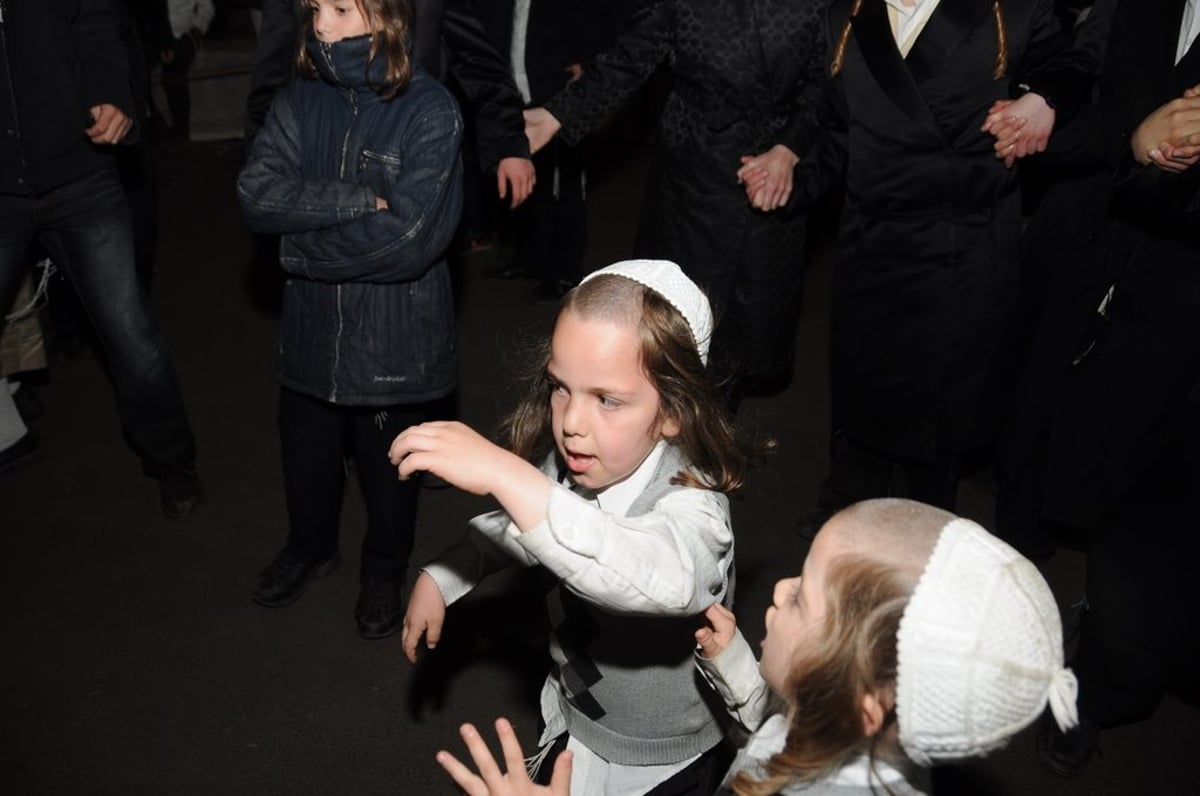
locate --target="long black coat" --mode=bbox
[1008,0,1200,529]
[804,0,1061,461]
[545,0,828,387]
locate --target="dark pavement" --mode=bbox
[3,128,1197,794]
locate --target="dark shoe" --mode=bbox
[356,576,405,640]
[253,551,341,607]
[159,463,206,519]
[484,261,538,280]
[1038,710,1100,778]
[11,384,44,423]
[0,431,41,476]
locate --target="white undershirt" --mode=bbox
[883,0,943,57]
[1179,0,1199,64]
[510,0,533,103]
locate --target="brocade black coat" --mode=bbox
[803,0,1061,461]
[545,0,828,387]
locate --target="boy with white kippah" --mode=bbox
[436,498,1077,796]
[393,259,753,794]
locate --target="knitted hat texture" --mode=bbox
[580,259,714,364]
[896,518,1079,765]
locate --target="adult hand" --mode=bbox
[497,157,536,209]
[437,718,573,796]
[1134,88,1200,173]
[695,603,737,659]
[982,93,1055,168]
[402,571,447,663]
[736,144,799,211]
[523,107,562,156]
[86,103,133,145]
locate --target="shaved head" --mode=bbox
[819,498,953,586]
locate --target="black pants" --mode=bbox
[278,388,430,580]
[511,138,587,288]
[1073,394,1200,726]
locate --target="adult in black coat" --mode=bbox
[524,0,829,404]
[471,0,632,296]
[798,0,1063,514]
[992,0,1200,775]
[244,0,534,206]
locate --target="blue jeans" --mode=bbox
[0,164,196,473]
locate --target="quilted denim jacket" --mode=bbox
[237,34,463,405]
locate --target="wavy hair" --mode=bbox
[503,275,749,493]
[296,0,413,99]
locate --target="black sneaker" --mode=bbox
[253,551,341,607]
[0,431,41,476]
[355,576,405,640]
[1037,710,1100,778]
[159,463,206,519]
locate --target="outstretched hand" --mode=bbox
[437,718,573,796]
[736,144,800,211]
[389,421,517,496]
[388,421,551,531]
[695,602,738,659]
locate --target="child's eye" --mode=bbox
[598,394,621,409]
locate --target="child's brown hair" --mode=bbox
[296,0,414,99]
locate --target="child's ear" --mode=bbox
[659,415,681,439]
[860,692,888,737]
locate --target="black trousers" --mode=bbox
[278,387,431,580]
[1073,393,1200,726]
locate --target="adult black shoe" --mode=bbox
[356,576,405,640]
[253,551,341,607]
[11,384,44,423]
[1037,710,1100,778]
[0,431,41,476]
[159,463,206,519]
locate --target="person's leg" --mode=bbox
[545,139,587,290]
[35,166,198,479]
[161,33,197,140]
[255,387,346,607]
[347,402,428,638]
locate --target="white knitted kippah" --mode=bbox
[579,259,714,364]
[896,518,1079,765]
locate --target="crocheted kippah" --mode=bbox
[580,259,714,364]
[896,518,1079,765]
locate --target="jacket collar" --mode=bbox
[305,34,386,94]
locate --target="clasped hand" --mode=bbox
[736,144,800,212]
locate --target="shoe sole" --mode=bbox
[253,556,342,608]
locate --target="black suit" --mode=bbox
[1000,0,1200,726]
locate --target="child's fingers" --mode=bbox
[548,750,574,795]
[401,615,424,663]
[459,722,510,787]
[435,750,487,796]
[704,602,736,627]
[493,718,532,780]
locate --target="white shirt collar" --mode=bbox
[1179,0,1199,64]
[591,440,667,517]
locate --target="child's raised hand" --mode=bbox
[389,421,511,495]
[695,602,738,659]
[437,718,573,796]
[402,571,447,663]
